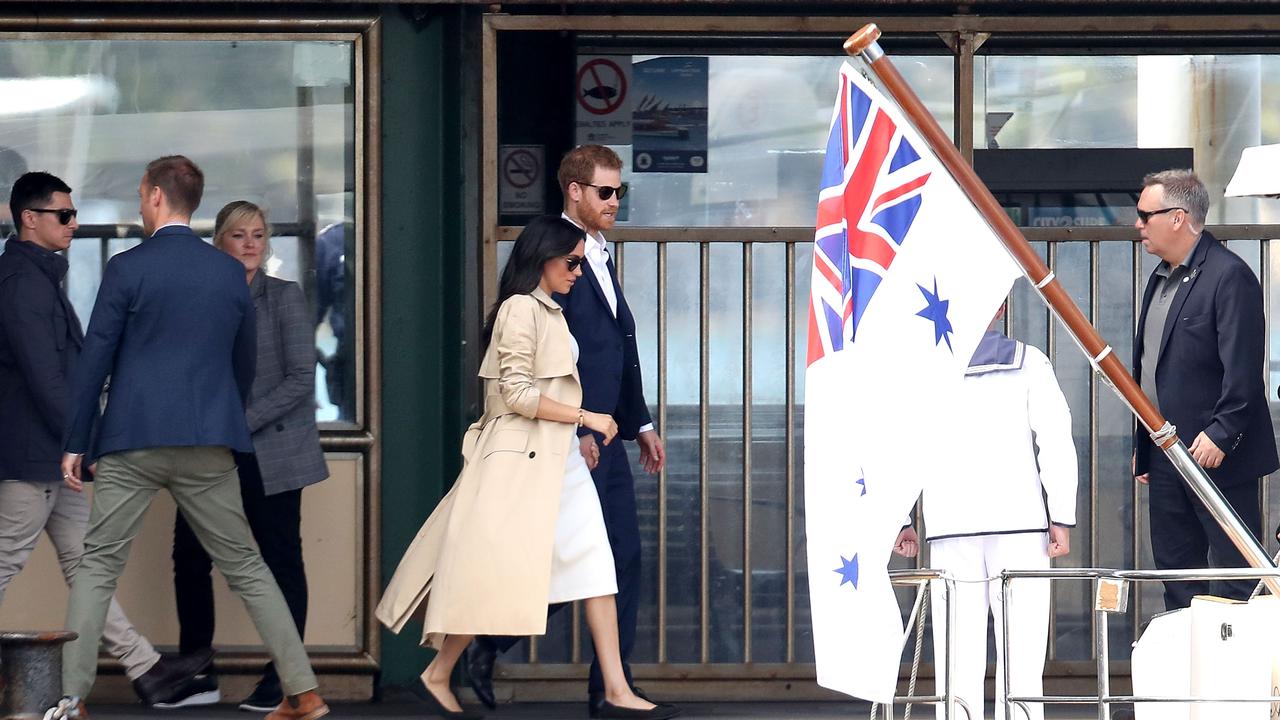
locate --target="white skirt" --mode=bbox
[546,436,618,604]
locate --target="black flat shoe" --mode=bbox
[595,700,682,719]
[411,681,485,720]
[464,641,498,710]
[589,686,653,718]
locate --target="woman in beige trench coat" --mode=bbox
[375,216,677,720]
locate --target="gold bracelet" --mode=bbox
[577,409,584,427]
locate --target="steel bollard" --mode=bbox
[0,631,78,720]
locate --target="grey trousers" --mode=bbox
[0,480,160,680]
[62,446,317,698]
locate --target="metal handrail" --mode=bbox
[886,569,969,720]
[1000,566,1280,720]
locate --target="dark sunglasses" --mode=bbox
[27,207,78,225]
[1136,206,1183,224]
[563,255,586,271]
[577,182,629,201]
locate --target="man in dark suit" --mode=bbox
[45,157,328,720]
[0,171,209,708]
[1132,168,1278,610]
[468,145,674,718]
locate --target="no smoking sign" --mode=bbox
[499,145,545,215]
[575,55,632,146]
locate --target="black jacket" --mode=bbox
[0,236,84,481]
[1133,231,1279,485]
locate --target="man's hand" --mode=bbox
[1048,525,1071,558]
[637,429,666,474]
[61,453,84,492]
[579,434,600,471]
[892,526,919,558]
[1189,432,1225,469]
[1133,451,1149,485]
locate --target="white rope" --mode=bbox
[903,586,929,720]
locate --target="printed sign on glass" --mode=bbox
[576,56,633,146]
[632,56,708,173]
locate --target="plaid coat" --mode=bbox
[245,271,329,495]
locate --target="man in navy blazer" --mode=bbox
[468,145,674,719]
[1132,169,1278,610]
[47,157,327,720]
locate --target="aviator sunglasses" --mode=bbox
[27,207,78,225]
[577,182,629,201]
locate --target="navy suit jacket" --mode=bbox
[555,252,652,441]
[64,225,257,461]
[1132,230,1279,485]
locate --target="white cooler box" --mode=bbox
[1131,595,1279,720]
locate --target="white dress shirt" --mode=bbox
[561,212,617,317]
[560,212,653,435]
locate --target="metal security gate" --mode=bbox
[479,11,1280,700]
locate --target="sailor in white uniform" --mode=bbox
[894,324,1078,720]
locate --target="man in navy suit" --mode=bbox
[46,157,328,720]
[1132,168,1278,610]
[468,145,672,718]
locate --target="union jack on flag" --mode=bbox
[807,72,932,367]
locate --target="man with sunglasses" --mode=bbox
[0,172,213,710]
[1132,169,1277,610]
[467,145,677,719]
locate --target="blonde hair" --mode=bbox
[213,200,272,251]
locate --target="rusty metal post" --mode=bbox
[1,631,77,720]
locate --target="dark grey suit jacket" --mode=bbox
[246,271,329,495]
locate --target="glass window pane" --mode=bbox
[0,39,358,424]
[1046,241,1093,662]
[529,53,954,228]
[976,54,1280,226]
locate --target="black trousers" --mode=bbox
[173,452,308,676]
[1148,457,1262,610]
[480,437,642,695]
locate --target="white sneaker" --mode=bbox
[41,696,85,720]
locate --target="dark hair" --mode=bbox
[9,171,72,225]
[557,144,623,196]
[481,215,584,348]
[144,155,204,216]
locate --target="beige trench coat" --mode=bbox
[375,288,583,647]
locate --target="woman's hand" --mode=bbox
[582,412,619,445]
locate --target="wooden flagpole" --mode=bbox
[843,24,1280,596]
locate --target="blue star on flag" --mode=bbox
[855,477,867,496]
[834,554,859,588]
[916,278,954,352]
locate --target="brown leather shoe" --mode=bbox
[264,690,329,720]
